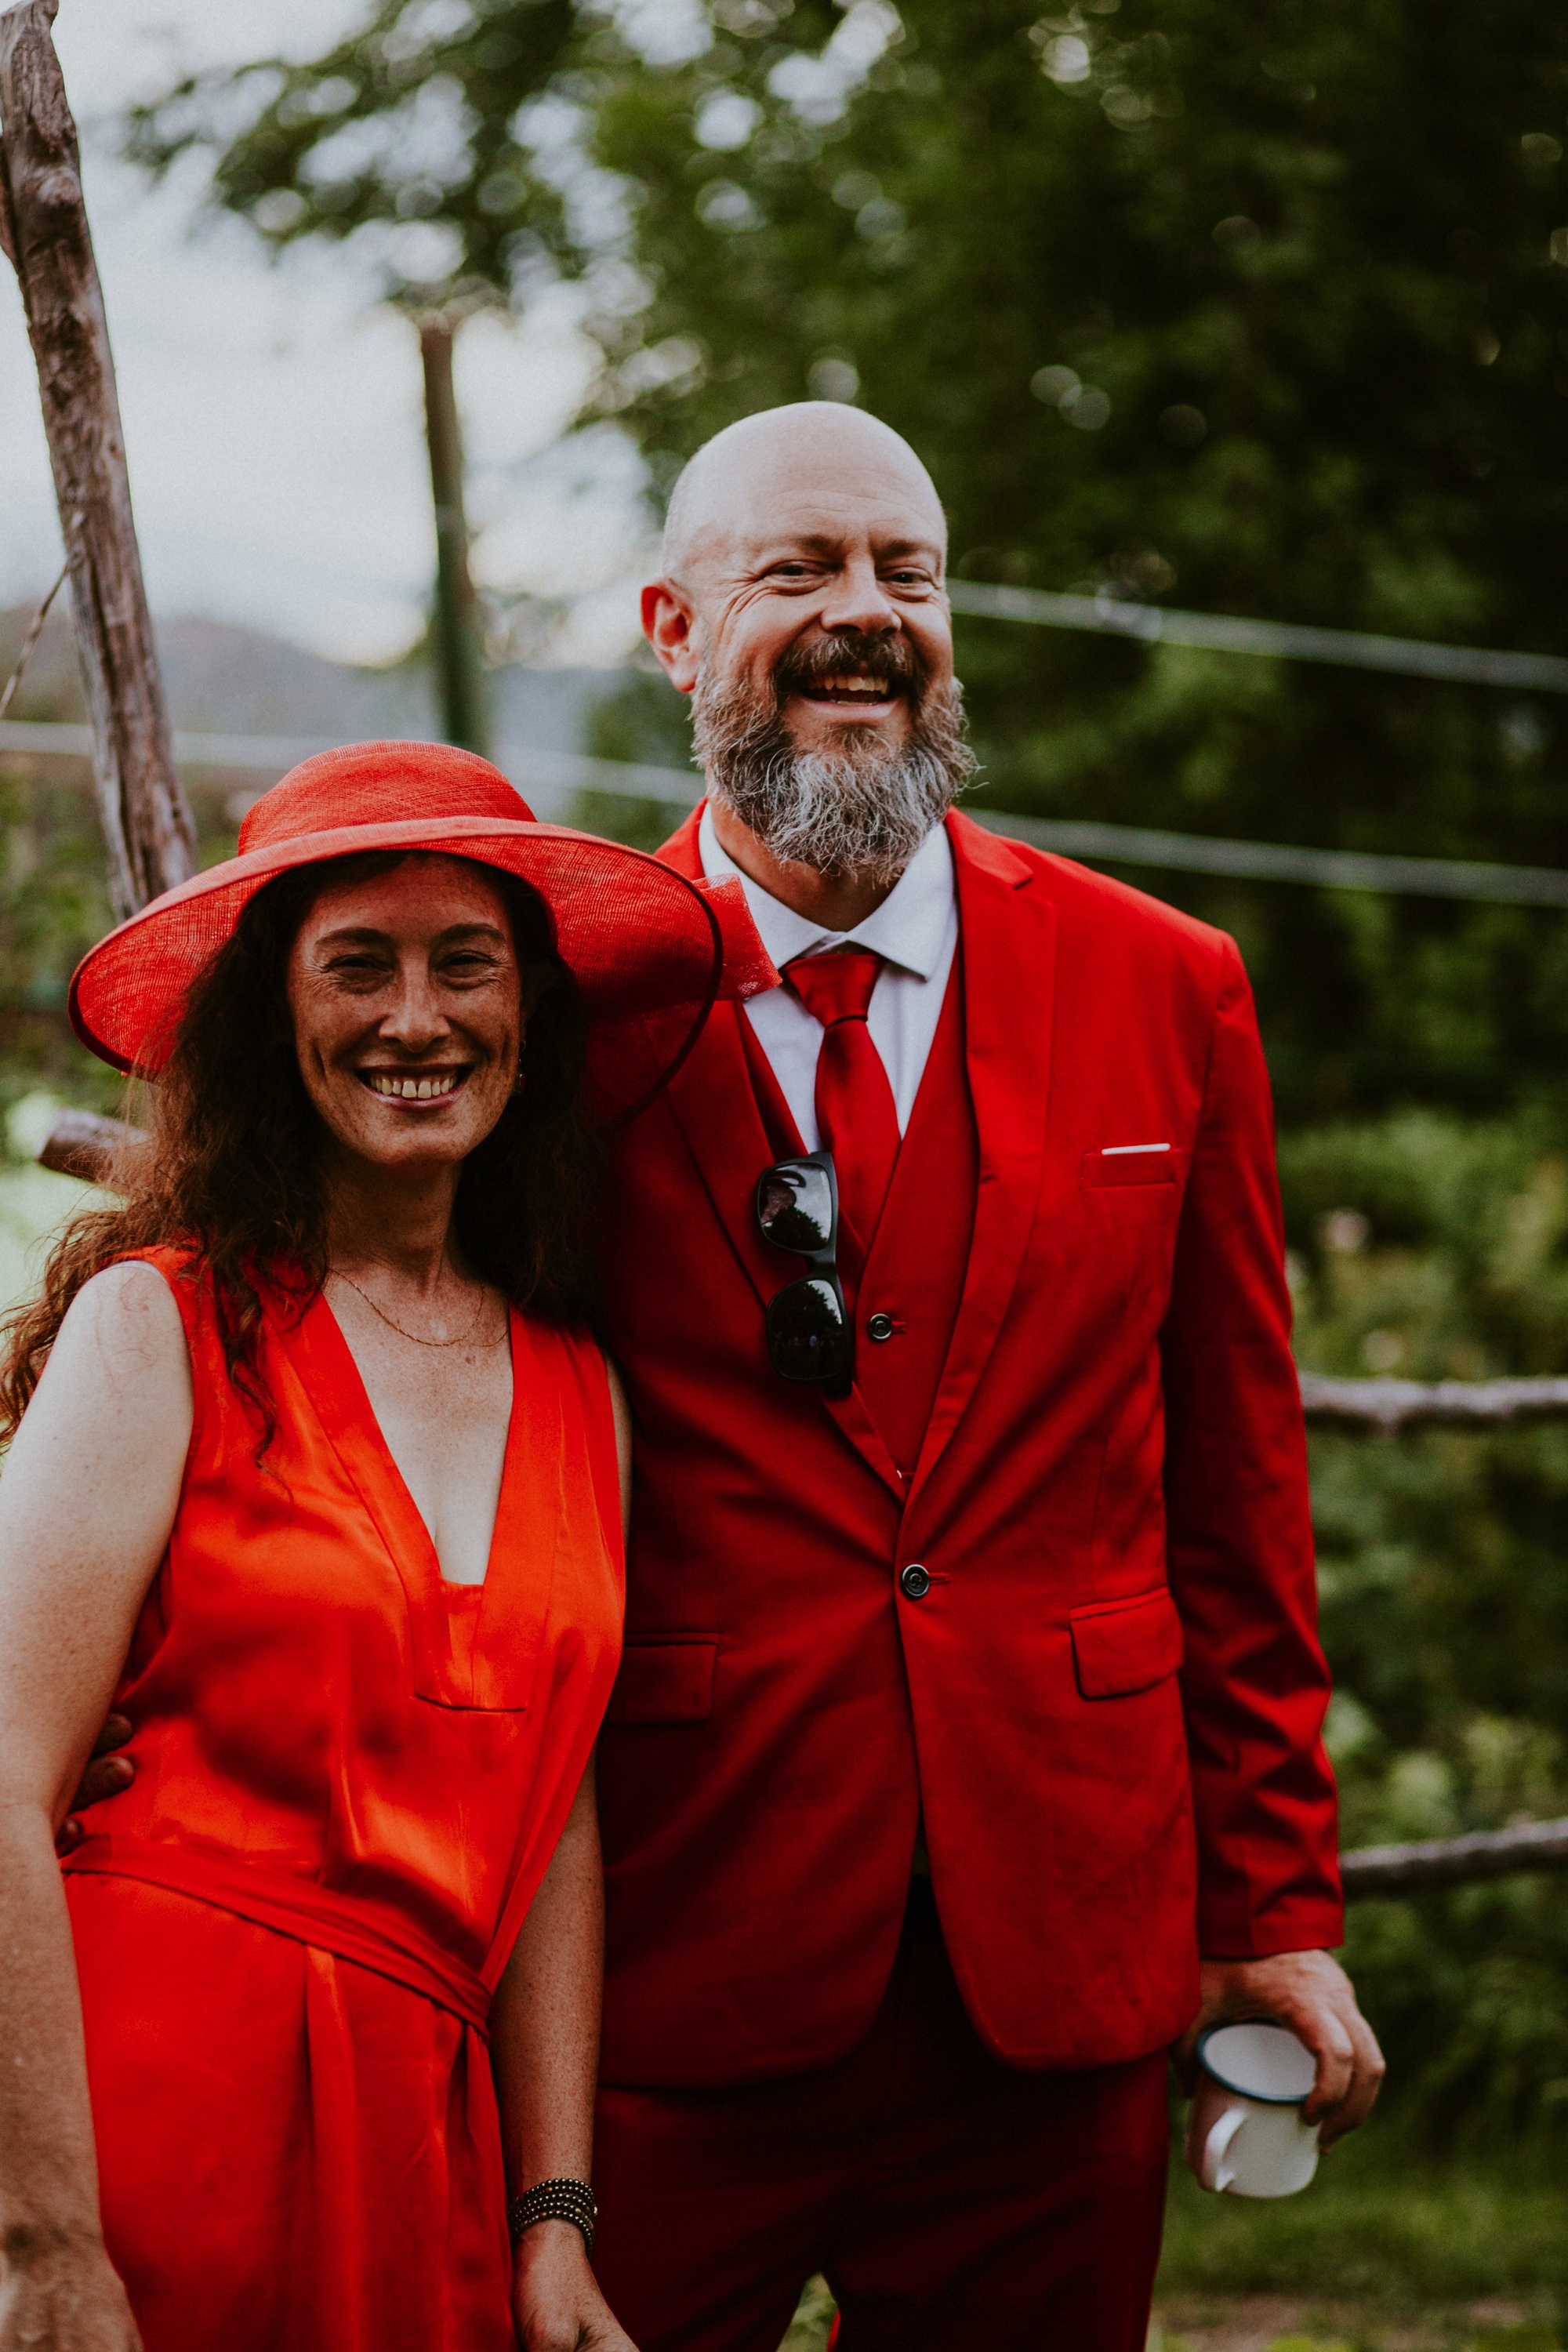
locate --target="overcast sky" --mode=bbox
[0,0,652,665]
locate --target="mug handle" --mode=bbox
[1201,2103,1247,2193]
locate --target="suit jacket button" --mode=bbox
[899,1563,931,1599]
[867,1312,895,1341]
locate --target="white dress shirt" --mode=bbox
[699,805,959,1149]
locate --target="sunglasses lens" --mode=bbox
[757,1164,835,1254]
[766,1276,851,1384]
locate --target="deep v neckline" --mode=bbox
[314,1288,519,1588]
[272,1285,559,1712]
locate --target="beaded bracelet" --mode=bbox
[507,2176,597,2261]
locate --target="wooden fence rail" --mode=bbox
[1299,1370,1568,1432]
[1341,1815,1568,1897]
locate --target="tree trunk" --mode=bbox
[419,314,488,756]
[0,0,194,920]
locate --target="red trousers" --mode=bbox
[593,1885,1170,2352]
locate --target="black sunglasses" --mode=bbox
[754,1151,854,1394]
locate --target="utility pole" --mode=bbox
[419,312,488,757]
[0,0,195,919]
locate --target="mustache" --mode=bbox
[771,630,925,701]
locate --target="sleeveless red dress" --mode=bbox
[61,1250,624,2352]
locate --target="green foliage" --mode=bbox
[586,13,1568,2152]
[98,0,1568,2179]
[0,762,118,1107]
[1274,1113,1568,2145]
[1160,2125,1568,2302]
[777,2275,837,2350]
[124,0,581,308]
[589,0,1568,1122]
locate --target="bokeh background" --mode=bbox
[5,3,1568,2345]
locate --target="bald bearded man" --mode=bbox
[586,405,1381,2350]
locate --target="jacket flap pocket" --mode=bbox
[1081,1147,1183,1188]
[605,1640,717,1726]
[1069,1588,1183,1698]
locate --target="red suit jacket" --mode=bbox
[596,807,1341,2088]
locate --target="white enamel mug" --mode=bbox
[1183,2021,1321,2198]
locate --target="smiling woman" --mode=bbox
[0,742,765,2352]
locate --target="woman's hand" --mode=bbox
[512,2223,637,2352]
[0,2233,142,2350]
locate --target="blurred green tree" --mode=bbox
[124,0,591,751]
[124,0,579,308]
[118,0,1568,2152]
[586,0,1568,1123]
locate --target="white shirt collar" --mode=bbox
[698,803,956,980]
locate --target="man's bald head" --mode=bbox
[661,402,946,583]
[641,401,968,895]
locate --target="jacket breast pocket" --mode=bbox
[604,1639,717,1726]
[1080,1147,1185,1189]
[1069,1588,1183,1698]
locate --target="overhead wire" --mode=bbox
[5,574,1568,906]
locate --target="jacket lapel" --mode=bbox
[655,804,706,880]
[905,812,1056,1508]
[655,808,778,1308]
[656,804,906,1499]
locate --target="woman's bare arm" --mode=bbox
[0,1264,192,2347]
[491,1377,636,2351]
[492,1759,636,2352]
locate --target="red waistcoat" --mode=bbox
[742,957,976,1479]
[597,808,1341,2089]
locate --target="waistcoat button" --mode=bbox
[899,1563,931,1599]
[866,1312,895,1341]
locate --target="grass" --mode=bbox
[775,2136,1568,2350]
[1156,2132,1566,2349]
[1159,2132,1568,2303]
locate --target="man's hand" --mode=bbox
[512,2223,638,2352]
[1177,1948,1385,2147]
[53,1715,136,1857]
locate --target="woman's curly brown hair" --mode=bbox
[0,851,601,1450]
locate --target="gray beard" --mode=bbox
[691,668,976,886]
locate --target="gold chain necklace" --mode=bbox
[333,1271,497,1350]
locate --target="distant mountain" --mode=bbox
[0,607,615,760]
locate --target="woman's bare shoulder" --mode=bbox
[35,1260,192,1412]
[64,1258,185,1341]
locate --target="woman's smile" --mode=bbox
[356,1064,474,1105]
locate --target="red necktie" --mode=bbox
[784,948,901,1252]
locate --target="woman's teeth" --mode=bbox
[366,1073,461,1100]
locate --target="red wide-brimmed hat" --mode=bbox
[69,741,775,1124]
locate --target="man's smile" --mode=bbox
[797,670,901,706]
